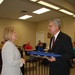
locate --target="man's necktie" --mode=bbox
[51,36,55,48]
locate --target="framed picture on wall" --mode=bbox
[47,32,51,38]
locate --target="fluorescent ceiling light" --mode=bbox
[73,15,75,17]
[33,7,50,14]
[30,0,37,2]
[19,15,32,20]
[38,1,60,10]
[59,9,74,15]
[0,0,4,4]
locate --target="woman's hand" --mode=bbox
[21,58,25,64]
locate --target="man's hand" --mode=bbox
[47,56,56,62]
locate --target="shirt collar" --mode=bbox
[54,31,60,40]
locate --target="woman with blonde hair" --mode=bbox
[1,27,25,75]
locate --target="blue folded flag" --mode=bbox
[27,51,61,57]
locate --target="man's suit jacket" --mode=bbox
[1,41,23,75]
[49,31,73,75]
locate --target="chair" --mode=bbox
[42,43,46,49]
[23,44,26,49]
[35,46,39,50]
[23,44,30,56]
[35,43,47,50]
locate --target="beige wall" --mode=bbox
[60,16,75,42]
[0,16,75,48]
[0,18,36,48]
[36,21,50,47]
[36,16,75,47]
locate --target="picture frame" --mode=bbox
[47,32,51,38]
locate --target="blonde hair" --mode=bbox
[3,27,14,41]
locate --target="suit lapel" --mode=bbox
[52,32,62,50]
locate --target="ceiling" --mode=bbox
[67,0,75,5]
[0,0,75,22]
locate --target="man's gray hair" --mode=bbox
[49,19,61,29]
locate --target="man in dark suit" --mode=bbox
[47,19,73,75]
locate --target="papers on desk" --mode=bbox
[27,51,61,58]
